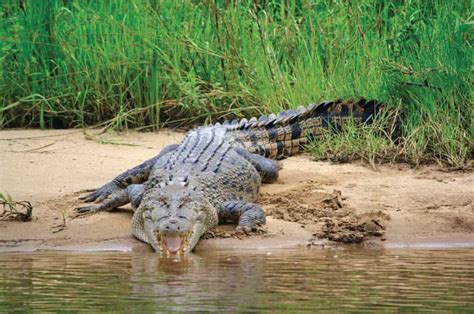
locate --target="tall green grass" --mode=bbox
[0,0,472,166]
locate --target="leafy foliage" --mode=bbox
[0,0,472,166]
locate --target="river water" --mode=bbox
[0,249,473,312]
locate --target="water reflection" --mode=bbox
[127,253,268,311]
[0,249,473,311]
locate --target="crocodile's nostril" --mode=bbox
[164,219,180,232]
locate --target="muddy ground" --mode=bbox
[0,129,473,252]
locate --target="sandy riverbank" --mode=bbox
[0,129,472,252]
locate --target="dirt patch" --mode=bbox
[260,184,388,243]
[260,186,345,224]
[313,211,389,244]
[448,215,474,233]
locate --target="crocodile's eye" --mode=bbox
[178,196,192,208]
[157,196,170,207]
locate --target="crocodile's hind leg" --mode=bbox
[234,147,279,183]
[220,201,266,232]
[80,144,178,202]
[76,184,145,214]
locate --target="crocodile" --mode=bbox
[77,99,381,255]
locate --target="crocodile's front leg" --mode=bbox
[76,184,145,214]
[80,144,178,202]
[220,200,266,232]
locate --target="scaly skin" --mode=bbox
[77,99,381,255]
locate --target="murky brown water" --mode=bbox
[0,249,473,312]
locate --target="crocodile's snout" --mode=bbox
[156,218,190,254]
[163,218,182,232]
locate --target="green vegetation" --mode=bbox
[0,0,472,166]
[309,115,398,169]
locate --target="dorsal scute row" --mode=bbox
[147,174,196,190]
[220,98,380,132]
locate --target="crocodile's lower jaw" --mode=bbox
[154,231,192,256]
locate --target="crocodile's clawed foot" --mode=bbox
[236,222,266,236]
[79,182,120,203]
[74,205,100,218]
[236,225,255,235]
[79,190,109,203]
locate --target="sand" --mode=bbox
[0,129,473,252]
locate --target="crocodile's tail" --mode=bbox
[222,99,382,159]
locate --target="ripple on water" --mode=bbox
[0,249,473,312]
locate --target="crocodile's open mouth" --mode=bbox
[154,231,191,255]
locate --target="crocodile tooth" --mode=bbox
[155,231,162,251]
[231,119,239,125]
[215,122,221,127]
[223,120,230,125]
[249,117,257,125]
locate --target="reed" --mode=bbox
[0,0,471,166]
